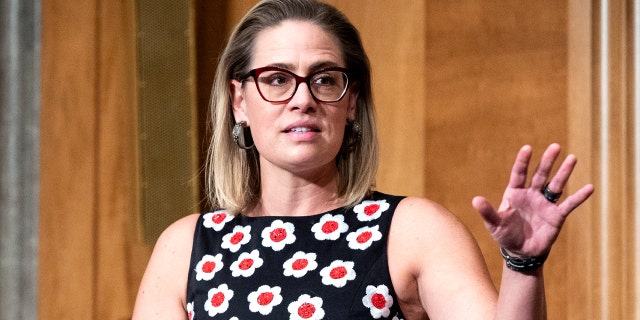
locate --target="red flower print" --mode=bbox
[194,254,223,281]
[204,284,234,317]
[283,251,318,278]
[248,285,283,315]
[287,294,325,320]
[320,260,356,288]
[230,250,264,277]
[261,220,296,251]
[311,214,349,241]
[221,225,251,252]
[202,210,234,231]
[354,200,390,221]
[362,285,394,319]
[347,225,382,250]
[186,301,195,320]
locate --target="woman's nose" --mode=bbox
[287,82,317,112]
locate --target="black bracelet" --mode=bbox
[500,247,549,272]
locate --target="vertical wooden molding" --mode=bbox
[587,0,638,318]
[567,0,600,318]
[634,0,640,317]
[568,0,639,318]
[609,0,635,317]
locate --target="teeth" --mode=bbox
[290,127,312,133]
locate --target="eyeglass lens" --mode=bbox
[255,69,348,102]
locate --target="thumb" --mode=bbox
[472,196,500,227]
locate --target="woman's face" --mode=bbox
[231,20,357,176]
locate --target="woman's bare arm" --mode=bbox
[132,214,199,320]
[390,144,593,320]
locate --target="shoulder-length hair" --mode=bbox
[205,0,378,214]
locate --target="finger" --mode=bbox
[508,145,533,188]
[472,196,500,227]
[530,143,562,190]
[558,184,595,217]
[546,154,578,194]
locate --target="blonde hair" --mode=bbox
[205,0,378,213]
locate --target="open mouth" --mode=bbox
[286,127,320,133]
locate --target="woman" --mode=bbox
[132,0,594,319]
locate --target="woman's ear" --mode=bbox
[230,79,248,122]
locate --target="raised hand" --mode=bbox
[472,144,594,258]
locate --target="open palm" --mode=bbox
[472,144,594,257]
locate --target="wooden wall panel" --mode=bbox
[423,0,572,318]
[40,0,152,319]
[39,0,99,318]
[566,0,600,318]
[93,0,153,318]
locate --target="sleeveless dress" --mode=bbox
[186,192,406,320]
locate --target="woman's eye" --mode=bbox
[312,74,336,86]
[262,73,290,86]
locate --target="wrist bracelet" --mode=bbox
[500,247,549,272]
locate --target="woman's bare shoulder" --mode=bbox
[158,213,200,246]
[388,197,496,319]
[148,212,201,279]
[391,196,485,262]
[132,213,201,320]
[392,196,468,233]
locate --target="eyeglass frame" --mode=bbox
[240,66,352,103]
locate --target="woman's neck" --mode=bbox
[247,162,342,217]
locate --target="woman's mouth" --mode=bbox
[287,127,319,133]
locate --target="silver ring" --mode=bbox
[541,183,562,203]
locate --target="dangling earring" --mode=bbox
[232,121,254,150]
[341,120,362,151]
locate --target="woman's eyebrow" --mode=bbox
[261,61,341,73]
[308,61,341,71]
[265,62,293,70]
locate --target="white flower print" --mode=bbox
[202,210,234,231]
[287,294,325,320]
[204,284,234,317]
[319,260,356,288]
[362,285,394,319]
[283,251,318,278]
[221,225,251,253]
[247,285,283,315]
[195,254,223,281]
[230,250,264,277]
[261,219,296,251]
[346,225,382,250]
[354,200,390,221]
[311,213,349,241]
[186,301,195,320]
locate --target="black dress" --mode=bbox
[186,192,406,320]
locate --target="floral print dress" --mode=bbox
[186,192,406,319]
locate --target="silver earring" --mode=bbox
[232,121,254,150]
[341,120,362,151]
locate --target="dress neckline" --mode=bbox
[236,191,380,220]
